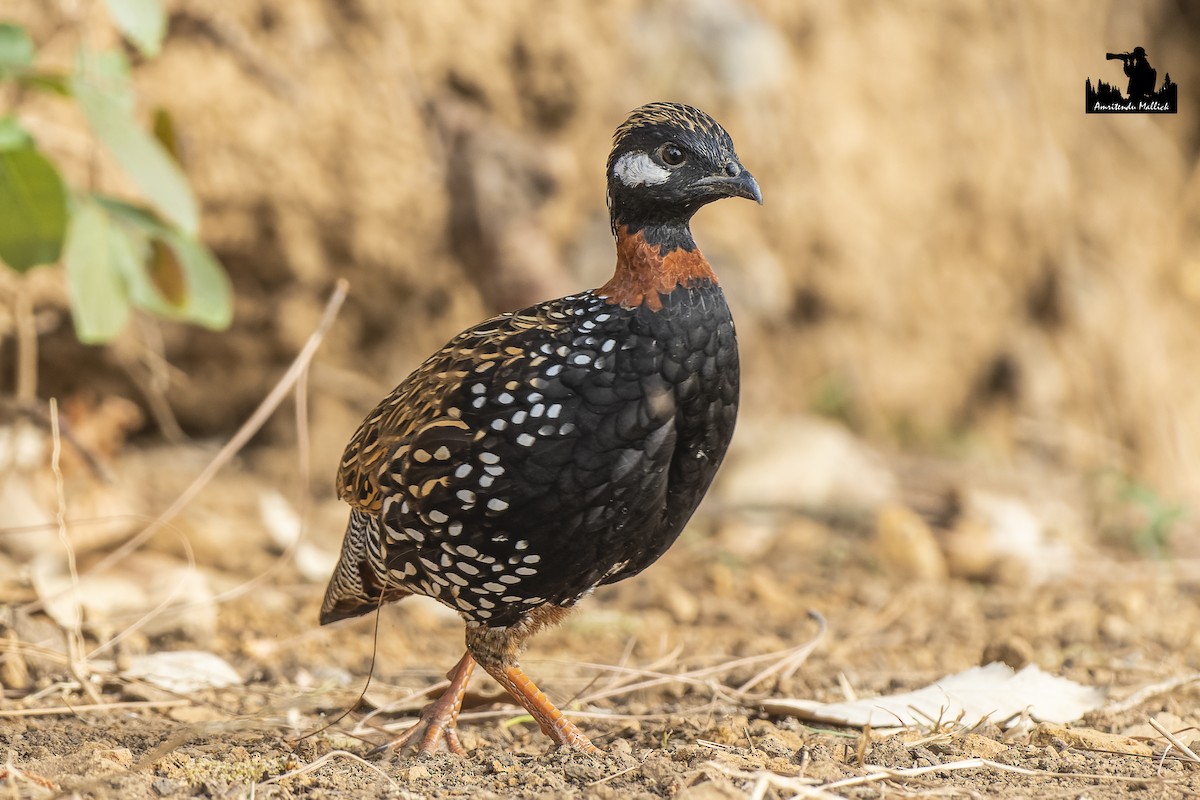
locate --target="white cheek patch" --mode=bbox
[613,151,671,187]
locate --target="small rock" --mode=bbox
[406,764,432,781]
[958,733,1007,759]
[151,777,178,796]
[1031,723,1154,756]
[0,629,29,690]
[874,504,948,581]
[609,738,633,756]
[639,754,680,792]
[168,704,227,723]
[956,491,1074,584]
[97,747,134,768]
[660,584,700,624]
[717,416,897,512]
[981,636,1033,669]
[563,759,604,782]
[120,650,242,693]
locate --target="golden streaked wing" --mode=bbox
[335,307,559,511]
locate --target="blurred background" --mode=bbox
[3,3,1200,791]
[3,0,1200,560]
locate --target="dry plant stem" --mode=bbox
[1106,673,1200,714]
[83,278,349,580]
[204,359,316,608]
[1149,717,1200,765]
[714,755,1176,800]
[571,630,823,708]
[0,399,113,481]
[49,399,101,704]
[586,763,641,787]
[295,363,311,503]
[0,699,188,718]
[389,621,823,743]
[354,679,451,730]
[567,645,685,700]
[14,278,37,403]
[118,325,186,442]
[437,702,722,728]
[85,523,198,660]
[736,610,825,693]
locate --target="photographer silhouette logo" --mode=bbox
[1086,45,1178,113]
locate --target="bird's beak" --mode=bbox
[736,170,763,204]
[696,169,763,204]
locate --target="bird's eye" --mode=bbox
[659,143,686,166]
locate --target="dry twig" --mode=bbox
[1106,673,1200,714]
[0,699,189,718]
[1150,717,1200,766]
[709,754,1178,800]
[84,279,348,579]
[49,399,101,704]
[20,278,349,627]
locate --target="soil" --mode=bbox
[3,440,1200,799]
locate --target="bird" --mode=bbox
[320,101,761,756]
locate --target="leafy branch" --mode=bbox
[0,2,231,373]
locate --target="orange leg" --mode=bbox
[483,663,599,754]
[374,652,476,756]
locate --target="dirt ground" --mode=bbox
[2,432,1199,800]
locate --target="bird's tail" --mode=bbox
[319,508,408,624]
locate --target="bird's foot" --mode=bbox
[370,652,475,758]
[546,715,600,755]
[487,663,600,755]
[370,708,467,757]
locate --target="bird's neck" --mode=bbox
[597,224,718,311]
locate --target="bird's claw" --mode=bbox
[369,652,476,758]
[370,706,468,758]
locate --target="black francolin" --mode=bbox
[321,102,761,755]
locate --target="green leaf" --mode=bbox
[151,107,181,163]
[98,195,232,329]
[63,200,132,342]
[0,116,32,150]
[20,70,72,96]
[0,146,69,272]
[94,193,164,229]
[145,229,232,329]
[72,50,198,234]
[0,23,35,78]
[102,0,166,58]
[75,50,135,110]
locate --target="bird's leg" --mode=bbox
[467,606,599,754]
[481,661,599,754]
[372,651,476,757]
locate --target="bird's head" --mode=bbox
[606,102,761,245]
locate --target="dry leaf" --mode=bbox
[119,650,242,693]
[31,552,216,640]
[761,663,1103,731]
[259,489,337,582]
